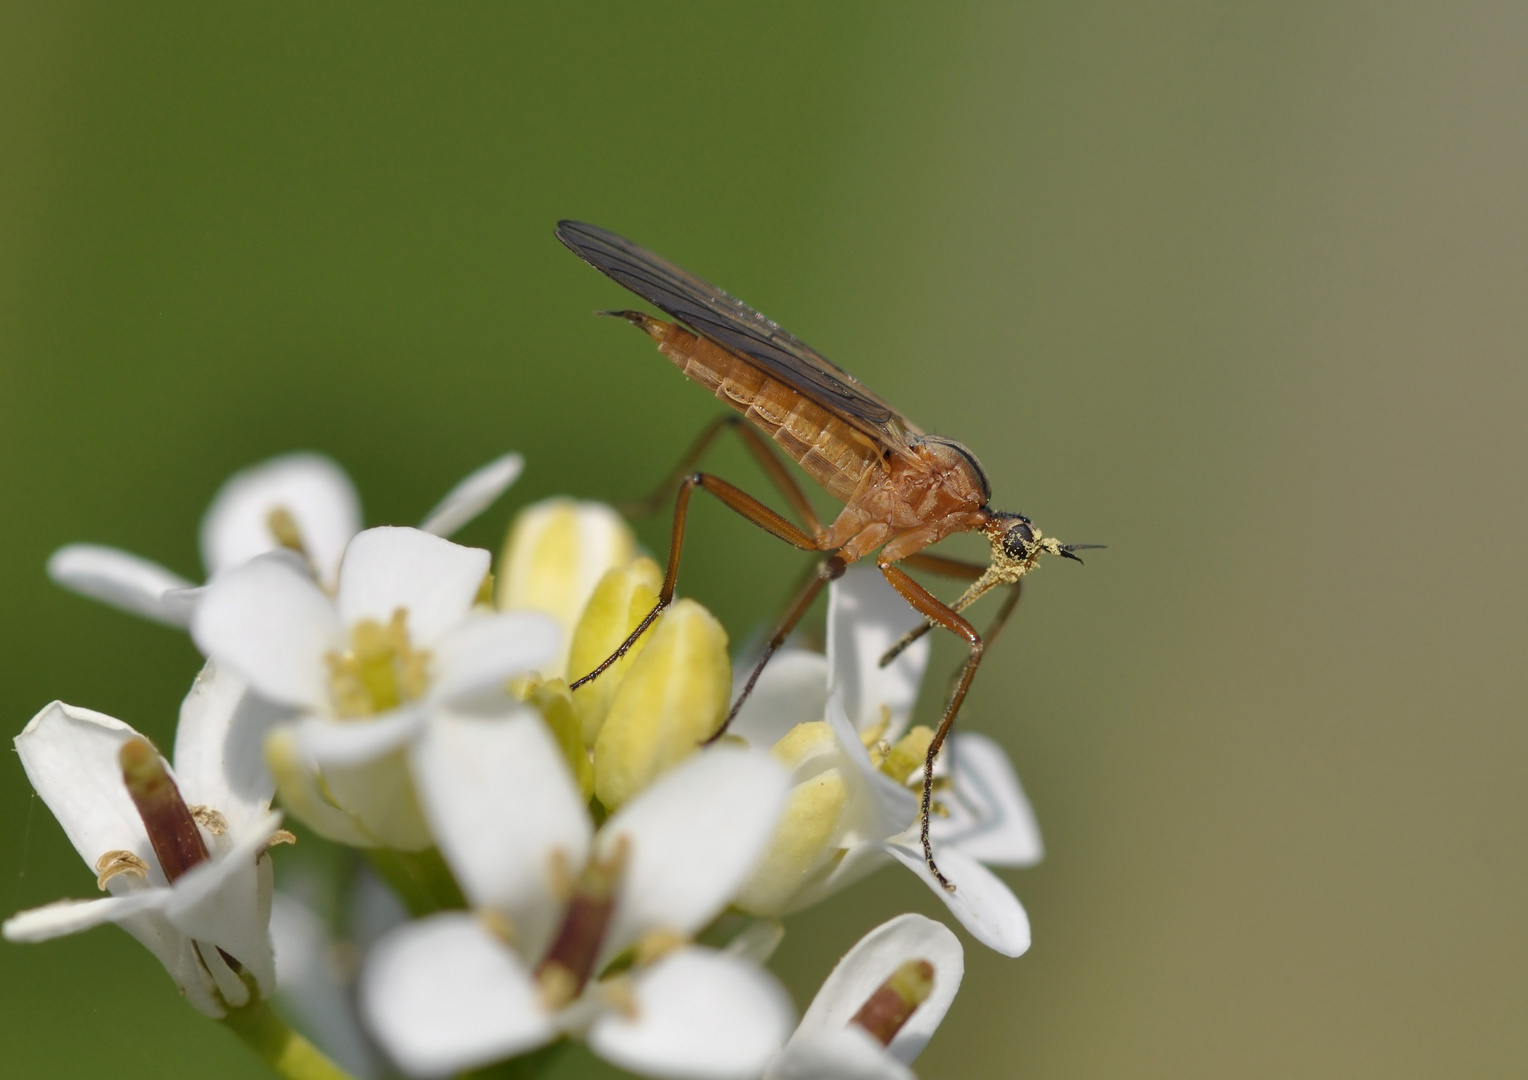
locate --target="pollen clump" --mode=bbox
[94,850,149,889]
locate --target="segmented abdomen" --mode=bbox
[653,321,880,502]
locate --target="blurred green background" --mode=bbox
[2,3,1524,1077]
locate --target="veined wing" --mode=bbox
[556,220,922,453]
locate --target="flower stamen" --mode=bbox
[94,850,149,889]
[119,736,209,883]
[265,506,309,558]
[190,805,229,835]
[326,608,432,717]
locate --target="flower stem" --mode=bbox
[221,999,358,1080]
[365,845,468,916]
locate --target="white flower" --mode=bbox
[191,526,559,849]
[729,566,1038,957]
[766,914,963,1080]
[49,451,523,626]
[360,711,795,1079]
[2,663,288,1016]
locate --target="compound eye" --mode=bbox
[1003,519,1034,558]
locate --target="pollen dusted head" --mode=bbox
[982,509,1098,574]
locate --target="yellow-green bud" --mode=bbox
[593,599,730,810]
[521,677,595,801]
[733,765,849,915]
[568,557,663,743]
[880,725,935,784]
[497,498,635,676]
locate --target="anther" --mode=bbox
[190,806,229,835]
[119,737,209,883]
[266,506,308,557]
[94,850,149,889]
[850,958,936,1046]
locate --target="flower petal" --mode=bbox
[296,710,427,770]
[767,1029,913,1080]
[46,544,196,626]
[410,710,590,960]
[928,733,1043,867]
[883,842,1031,958]
[598,746,788,961]
[828,696,917,846]
[264,727,378,847]
[3,891,167,942]
[362,913,556,1078]
[337,527,490,647]
[163,815,281,996]
[430,611,562,703]
[588,947,795,1080]
[270,892,384,1079]
[173,661,292,833]
[793,913,963,1066]
[14,702,160,881]
[200,452,361,587]
[418,453,524,538]
[827,567,931,741]
[322,750,435,853]
[729,649,829,749]
[192,555,344,711]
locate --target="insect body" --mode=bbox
[556,221,1094,888]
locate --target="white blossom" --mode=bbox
[360,711,794,1078]
[766,914,963,1080]
[729,566,1038,957]
[3,664,287,1016]
[49,451,522,627]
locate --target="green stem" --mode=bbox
[221,999,358,1080]
[366,845,468,916]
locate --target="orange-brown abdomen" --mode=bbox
[636,316,883,503]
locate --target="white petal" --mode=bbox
[173,661,292,833]
[14,702,161,881]
[883,842,1031,958]
[47,544,196,626]
[296,710,427,769]
[928,733,1043,867]
[3,891,167,942]
[322,750,435,852]
[116,905,227,1016]
[780,840,895,915]
[793,913,963,1066]
[264,726,378,848]
[418,453,524,538]
[164,816,280,996]
[337,527,490,647]
[588,948,795,1080]
[725,919,785,965]
[192,555,343,711]
[826,566,931,741]
[767,1030,912,1080]
[201,452,361,587]
[430,611,562,703]
[410,710,590,960]
[828,696,918,846]
[728,650,828,749]
[362,913,555,1078]
[270,893,384,1079]
[599,747,788,961]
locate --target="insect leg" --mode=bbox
[622,415,823,536]
[707,552,847,744]
[878,562,986,892]
[881,570,1024,668]
[569,473,820,691]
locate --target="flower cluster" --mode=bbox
[9,450,1046,1080]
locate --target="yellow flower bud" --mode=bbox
[733,766,850,915]
[497,498,635,676]
[593,598,730,810]
[569,557,664,743]
[520,677,595,801]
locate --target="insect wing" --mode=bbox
[556,221,921,451]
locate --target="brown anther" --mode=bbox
[633,928,687,967]
[190,806,229,835]
[94,850,149,889]
[261,830,298,859]
[850,958,936,1046]
[477,908,518,946]
[119,737,209,883]
[534,837,630,1009]
[266,506,308,555]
